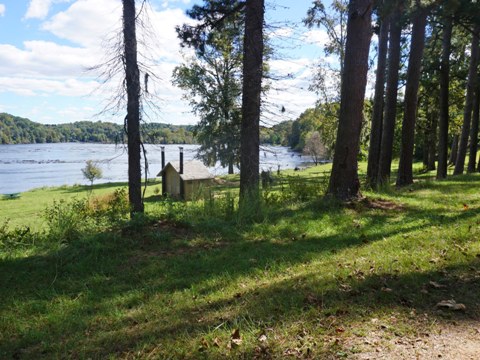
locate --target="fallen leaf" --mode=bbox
[429,281,447,289]
[230,328,242,348]
[381,287,393,293]
[436,300,466,311]
[213,337,221,347]
[283,348,301,356]
[258,334,267,342]
[463,203,469,210]
[335,327,345,333]
[231,328,241,339]
[198,338,209,352]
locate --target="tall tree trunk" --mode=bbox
[422,124,429,167]
[123,0,143,215]
[454,26,480,175]
[396,7,428,186]
[436,17,453,179]
[378,4,403,185]
[327,0,373,200]
[366,13,389,188]
[449,134,458,165]
[239,0,264,202]
[468,83,480,172]
[427,109,438,171]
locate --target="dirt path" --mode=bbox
[349,321,480,359]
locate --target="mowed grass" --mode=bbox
[0,181,163,230]
[1,163,479,359]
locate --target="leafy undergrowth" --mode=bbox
[1,170,480,359]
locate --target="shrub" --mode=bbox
[44,198,93,243]
[282,174,328,202]
[44,188,130,243]
[0,220,39,253]
[88,188,130,223]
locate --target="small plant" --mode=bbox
[153,187,161,196]
[44,198,91,243]
[283,175,328,202]
[82,160,103,189]
[0,220,38,253]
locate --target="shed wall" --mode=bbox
[165,167,181,197]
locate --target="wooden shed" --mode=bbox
[157,159,214,200]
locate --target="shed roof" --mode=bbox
[157,160,214,181]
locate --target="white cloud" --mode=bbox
[0,4,5,17]
[24,0,71,20]
[0,41,98,77]
[0,76,99,97]
[42,0,121,47]
[303,29,329,48]
[268,27,293,38]
[161,0,191,8]
[25,0,53,19]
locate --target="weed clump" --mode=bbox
[44,188,129,244]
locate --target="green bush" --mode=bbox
[44,188,130,243]
[44,198,93,243]
[0,220,39,253]
[282,175,328,202]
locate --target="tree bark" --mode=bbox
[327,0,373,200]
[468,83,480,172]
[366,13,389,188]
[378,4,403,185]
[239,0,264,202]
[449,134,458,165]
[123,0,144,215]
[436,17,452,179]
[454,25,480,175]
[427,109,438,171]
[396,7,428,187]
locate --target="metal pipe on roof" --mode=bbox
[179,147,184,174]
[161,146,165,169]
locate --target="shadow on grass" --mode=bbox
[1,177,480,358]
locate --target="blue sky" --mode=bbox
[0,0,333,126]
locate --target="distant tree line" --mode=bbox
[0,113,195,145]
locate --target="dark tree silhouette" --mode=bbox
[468,85,480,172]
[454,25,480,175]
[123,0,143,214]
[377,2,403,185]
[396,5,428,187]
[437,16,453,179]
[366,7,389,189]
[327,0,373,200]
[239,0,264,202]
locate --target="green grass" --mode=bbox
[0,181,162,231]
[1,164,479,358]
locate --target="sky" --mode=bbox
[0,0,335,126]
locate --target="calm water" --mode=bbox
[0,143,313,193]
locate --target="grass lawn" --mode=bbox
[1,164,479,358]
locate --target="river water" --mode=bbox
[0,143,312,193]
